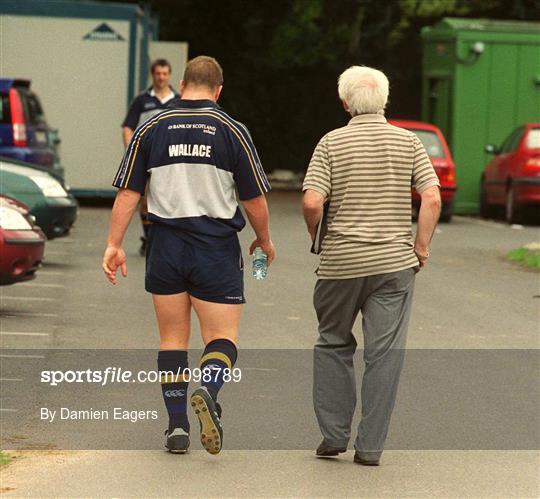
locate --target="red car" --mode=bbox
[480,123,540,224]
[389,120,457,222]
[0,195,45,285]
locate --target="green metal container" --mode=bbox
[421,18,540,213]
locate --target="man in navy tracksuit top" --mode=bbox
[122,59,180,255]
[103,56,276,454]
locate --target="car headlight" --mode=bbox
[30,175,68,197]
[0,206,33,230]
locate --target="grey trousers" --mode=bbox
[313,267,416,461]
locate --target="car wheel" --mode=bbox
[439,200,453,223]
[479,180,494,219]
[505,184,522,224]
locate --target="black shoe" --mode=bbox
[139,236,147,256]
[190,387,223,455]
[353,451,380,466]
[164,427,190,454]
[316,440,347,457]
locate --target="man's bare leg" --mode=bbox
[152,292,192,452]
[189,296,242,454]
[152,292,191,349]
[190,296,242,345]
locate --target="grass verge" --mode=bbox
[0,450,12,466]
[507,246,540,270]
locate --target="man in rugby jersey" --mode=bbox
[104,56,275,455]
[303,66,441,466]
[122,59,180,255]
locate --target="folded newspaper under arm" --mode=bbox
[310,202,329,255]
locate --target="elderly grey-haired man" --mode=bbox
[303,66,441,466]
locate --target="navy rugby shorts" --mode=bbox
[145,224,245,304]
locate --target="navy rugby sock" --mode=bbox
[199,339,238,401]
[158,350,189,433]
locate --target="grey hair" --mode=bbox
[337,66,389,115]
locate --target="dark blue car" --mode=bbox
[0,79,63,178]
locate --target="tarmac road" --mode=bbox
[1,191,539,497]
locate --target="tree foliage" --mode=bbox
[108,0,540,171]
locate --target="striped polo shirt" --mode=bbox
[113,99,270,243]
[303,114,439,279]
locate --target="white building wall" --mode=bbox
[0,14,131,190]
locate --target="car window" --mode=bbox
[410,129,445,158]
[508,127,525,151]
[0,94,11,124]
[526,128,540,149]
[19,90,45,126]
[501,127,524,153]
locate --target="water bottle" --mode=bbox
[252,247,268,280]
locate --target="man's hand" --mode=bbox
[414,247,429,269]
[102,188,140,284]
[414,185,441,271]
[242,194,275,266]
[102,246,128,284]
[249,239,276,266]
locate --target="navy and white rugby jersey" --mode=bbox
[113,99,271,242]
[121,86,179,130]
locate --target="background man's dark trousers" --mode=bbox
[313,267,416,461]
